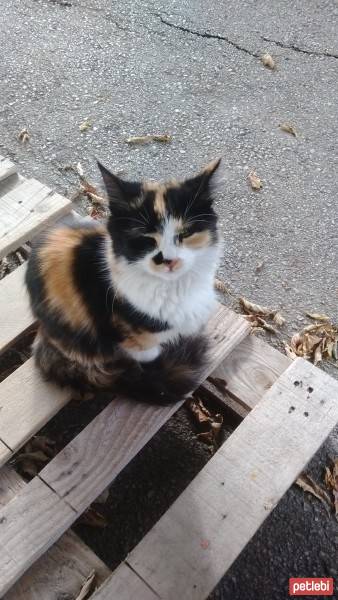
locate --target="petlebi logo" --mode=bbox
[289,578,334,596]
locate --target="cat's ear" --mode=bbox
[97,161,141,210]
[184,159,222,204]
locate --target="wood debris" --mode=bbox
[261,53,276,69]
[125,134,172,145]
[279,123,297,137]
[79,119,92,132]
[186,396,223,447]
[75,570,96,600]
[288,319,338,364]
[295,473,332,512]
[18,128,30,143]
[248,171,262,190]
[324,459,338,520]
[239,297,285,334]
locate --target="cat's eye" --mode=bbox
[177,229,191,243]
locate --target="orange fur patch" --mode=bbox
[113,314,159,351]
[39,227,105,331]
[182,230,211,249]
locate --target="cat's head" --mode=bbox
[98,160,222,281]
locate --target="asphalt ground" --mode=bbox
[1,1,338,598]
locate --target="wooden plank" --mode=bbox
[39,306,249,512]
[91,563,159,600]
[0,263,33,355]
[0,157,17,183]
[0,466,24,508]
[0,305,249,592]
[0,477,76,596]
[124,358,338,600]
[211,334,291,411]
[0,178,71,259]
[0,441,12,468]
[0,466,111,600]
[0,358,70,462]
[4,530,111,600]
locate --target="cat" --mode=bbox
[25,158,222,404]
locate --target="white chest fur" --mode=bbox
[110,244,220,342]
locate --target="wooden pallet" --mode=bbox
[0,156,338,599]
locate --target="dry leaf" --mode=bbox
[95,489,109,505]
[214,278,229,294]
[256,317,278,334]
[248,171,262,190]
[288,319,338,364]
[18,128,30,143]
[19,460,39,478]
[187,396,223,447]
[75,570,96,600]
[324,459,338,520]
[261,53,276,69]
[15,450,50,464]
[284,343,297,360]
[126,134,172,145]
[306,313,330,322]
[279,123,297,137]
[187,397,211,424]
[76,162,84,177]
[239,297,272,317]
[296,473,331,511]
[79,507,108,528]
[273,312,285,327]
[79,119,92,132]
[197,431,215,445]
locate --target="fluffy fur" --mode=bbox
[25,159,222,404]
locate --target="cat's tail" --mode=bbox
[116,334,210,405]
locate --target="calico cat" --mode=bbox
[25,158,222,404]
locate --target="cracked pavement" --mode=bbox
[1,0,338,597]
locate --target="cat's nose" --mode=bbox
[163,258,180,271]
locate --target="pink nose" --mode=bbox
[163,258,180,271]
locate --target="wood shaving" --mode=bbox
[79,119,92,132]
[75,570,96,600]
[261,53,276,69]
[18,128,30,143]
[125,134,172,145]
[248,170,262,190]
[279,123,297,137]
[295,473,331,512]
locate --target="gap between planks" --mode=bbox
[96,358,338,600]
[0,466,111,600]
[0,305,249,596]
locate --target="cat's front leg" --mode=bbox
[124,345,161,363]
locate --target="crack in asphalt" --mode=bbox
[155,14,259,58]
[262,36,338,59]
